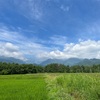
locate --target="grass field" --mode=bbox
[0,74,48,100]
[46,73,100,100]
[0,73,100,100]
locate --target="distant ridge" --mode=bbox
[77,58,100,66]
[0,56,25,64]
[1,56,100,66]
[40,58,82,66]
[40,58,100,66]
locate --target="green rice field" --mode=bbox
[0,73,100,100]
[0,74,47,100]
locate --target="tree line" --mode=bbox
[0,62,100,75]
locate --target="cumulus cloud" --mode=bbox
[0,42,25,60]
[4,42,19,52]
[38,40,100,59]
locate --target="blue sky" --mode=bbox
[0,0,100,63]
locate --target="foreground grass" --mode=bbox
[46,73,100,100]
[0,73,100,100]
[0,74,48,100]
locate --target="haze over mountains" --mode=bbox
[0,56,25,64]
[40,58,100,66]
[0,56,100,66]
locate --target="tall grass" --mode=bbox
[0,74,48,100]
[46,73,100,100]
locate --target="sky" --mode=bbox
[0,0,100,63]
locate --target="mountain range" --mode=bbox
[0,56,100,66]
[40,58,100,66]
[0,56,25,64]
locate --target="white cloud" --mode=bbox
[39,40,100,59]
[0,25,100,62]
[66,40,100,58]
[0,42,25,60]
[4,42,19,52]
[0,25,50,62]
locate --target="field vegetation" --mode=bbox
[0,74,47,100]
[0,73,100,100]
[46,73,100,100]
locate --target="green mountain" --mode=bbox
[0,56,25,64]
[63,58,82,66]
[40,58,100,66]
[77,58,100,66]
[40,58,82,66]
[40,59,65,66]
